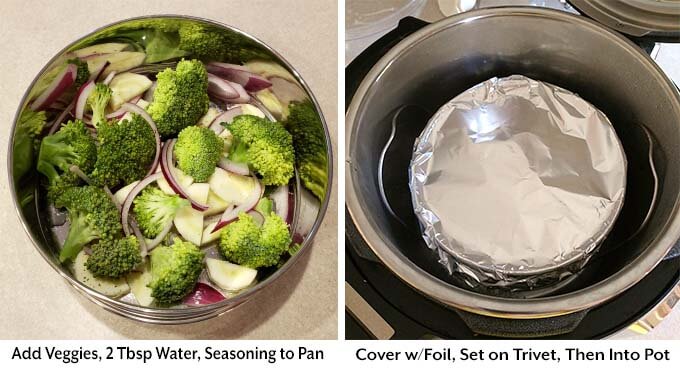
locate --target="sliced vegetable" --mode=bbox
[47,102,75,135]
[103,71,116,85]
[198,107,221,127]
[211,177,262,232]
[71,251,130,297]
[270,77,308,108]
[143,80,157,102]
[173,183,209,246]
[254,89,285,120]
[227,82,250,104]
[84,51,146,76]
[218,158,249,176]
[30,64,77,111]
[204,190,231,216]
[108,72,153,110]
[247,210,265,226]
[207,73,238,100]
[244,60,299,84]
[201,221,223,245]
[113,180,140,206]
[206,258,257,291]
[206,62,271,92]
[160,140,208,211]
[157,166,194,196]
[208,106,241,134]
[71,42,129,58]
[183,282,225,306]
[207,167,258,205]
[126,264,154,307]
[74,80,95,120]
[240,103,266,118]
[270,184,291,223]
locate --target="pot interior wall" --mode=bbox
[348,12,680,297]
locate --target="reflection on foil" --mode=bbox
[409,75,627,289]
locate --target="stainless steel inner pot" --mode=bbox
[8,15,333,324]
[346,7,680,318]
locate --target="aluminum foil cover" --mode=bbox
[409,75,626,288]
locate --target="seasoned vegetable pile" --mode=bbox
[16,20,328,307]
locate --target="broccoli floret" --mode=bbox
[55,186,122,262]
[146,59,209,138]
[226,115,295,186]
[148,238,205,304]
[133,187,188,238]
[173,126,223,182]
[13,109,47,182]
[91,114,156,187]
[36,120,97,201]
[69,20,271,64]
[86,236,142,278]
[177,23,228,61]
[284,101,328,200]
[67,58,90,90]
[87,83,112,127]
[219,212,291,268]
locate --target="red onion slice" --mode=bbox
[30,64,77,111]
[207,62,251,74]
[47,101,75,135]
[89,60,110,82]
[211,178,262,232]
[183,282,225,305]
[207,73,238,100]
[74,80,95,120]
[121,173,162,236]
[160,140,209,211]
[225,82,250,104]
[270,184,291,224]
[206,62,271,92]
[208,106,242,134]
[102,71,117,85]
[121,102,160,177]
[217,158,249,176]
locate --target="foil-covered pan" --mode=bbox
[409,75,627,289]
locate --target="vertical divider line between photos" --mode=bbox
[337,0,347,342]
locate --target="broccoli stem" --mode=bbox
[227,139,249,164]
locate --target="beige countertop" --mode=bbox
[0,0,337,339]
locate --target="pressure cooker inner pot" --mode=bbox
[348,11,680,300]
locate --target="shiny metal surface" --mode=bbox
[346,7,680,318]
[409,75,626,288]
[345,282,395,339]
[625,279,680,335]
[8,15,333,324]
[569,0,680,38]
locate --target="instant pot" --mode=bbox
[346,5,680,339]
